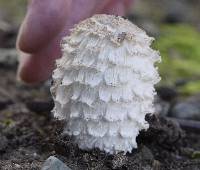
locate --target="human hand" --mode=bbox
[17,0,133,84]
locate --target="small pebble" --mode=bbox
[169,94,200,120]
[14,164,21,168]
[0,48,18,68]
[41,156,72,170]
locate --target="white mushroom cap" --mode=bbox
[51,14,161,154]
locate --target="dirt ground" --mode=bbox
[0,60,200,170]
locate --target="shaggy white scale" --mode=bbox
[51,14,161,154]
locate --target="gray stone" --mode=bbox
[0,48,18,67]
[41,156,71,170]
[0,21,17,48]
[169,94,200,120]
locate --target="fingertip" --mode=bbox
[16,69,33,86]
[17,36,61,85]
[16,20,38,53]
[17,52,40,84]
[17,51,52,84]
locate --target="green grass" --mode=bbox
[179,80,200,95]
[0,0,27,24]
[153,24,200,86]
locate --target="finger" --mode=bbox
[17,0,71,53]
[18,0,134,84]
[17,34,61,84]
[17,0,108,83]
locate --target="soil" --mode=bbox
[0,59,200,170]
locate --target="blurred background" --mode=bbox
[131,0,200,96]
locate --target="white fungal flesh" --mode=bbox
[51,15,161,154]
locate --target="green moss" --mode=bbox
[179,81,200,95]
[192,151,200,159]
[153,24,200,85]
[0,0,27,24]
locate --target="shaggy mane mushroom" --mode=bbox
[51,14,161,154]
